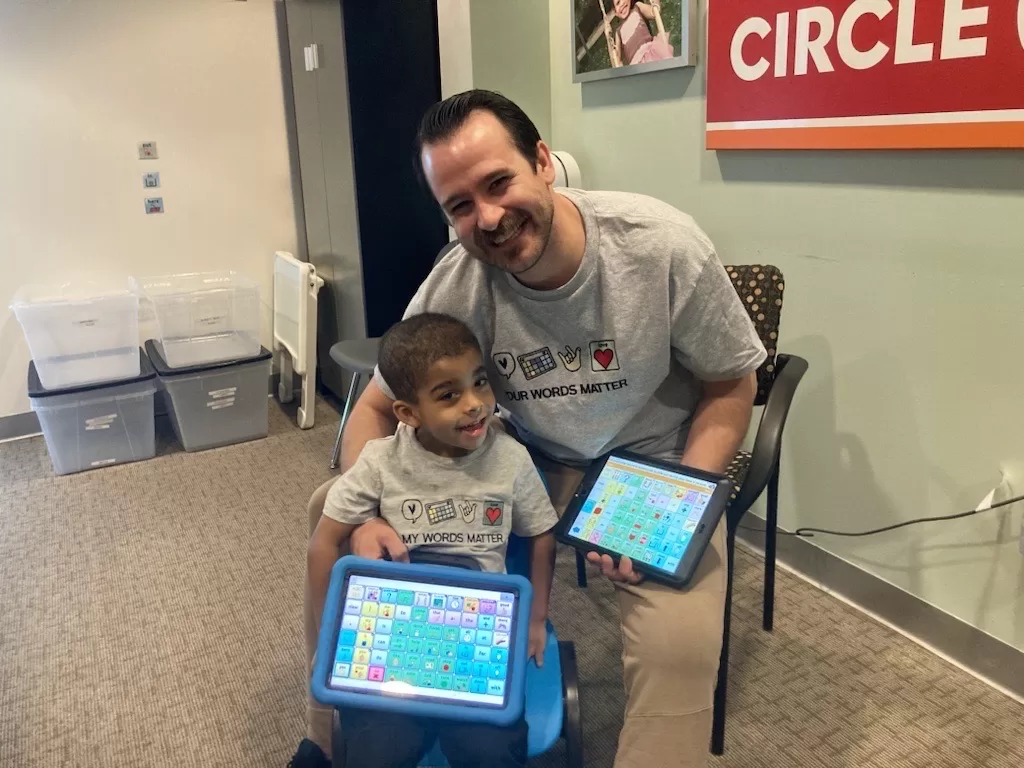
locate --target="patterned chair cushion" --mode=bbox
[724,265,785,406]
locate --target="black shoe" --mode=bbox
[288,738,331,768]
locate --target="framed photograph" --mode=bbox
[572,0,696,83]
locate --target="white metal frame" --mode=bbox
[273,251,324,429]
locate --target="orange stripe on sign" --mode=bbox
[706,122,1024,150]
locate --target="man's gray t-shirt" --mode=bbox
[376,189,767,465]
[323,423,558,573]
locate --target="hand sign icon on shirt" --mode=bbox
[558,346,582,372]
[458,501,477,523]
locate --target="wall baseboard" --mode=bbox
[737,520,1024,701]
[0,410,40,442]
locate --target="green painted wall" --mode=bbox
[470,0,552,141]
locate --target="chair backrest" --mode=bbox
[723,265,785,406]
[435,239,459,267]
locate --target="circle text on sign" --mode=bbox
[730,0,994,82]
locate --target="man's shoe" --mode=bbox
[287,738,331,768]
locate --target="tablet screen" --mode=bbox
[566,455,718,574]
[327,573,518,708]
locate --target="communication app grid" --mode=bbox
[330,575,517,707]
[569,456,717,573]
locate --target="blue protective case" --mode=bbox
[311,556,534,726]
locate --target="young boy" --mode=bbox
[306,313,559,768]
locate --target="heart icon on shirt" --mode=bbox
[484,506,503,526]
[593,348,615,369]
[589,340,620,372]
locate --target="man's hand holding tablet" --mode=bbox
[555,451,733,589]
[585,551,645,585]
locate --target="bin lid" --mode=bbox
[144,339,272,377]
[27,349,155,398]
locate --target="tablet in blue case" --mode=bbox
[312,556,534,726]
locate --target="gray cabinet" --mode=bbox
[282,0,445,399]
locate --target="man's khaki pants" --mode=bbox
[304,459,727,768]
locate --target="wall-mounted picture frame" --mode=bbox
[572,0,696,83]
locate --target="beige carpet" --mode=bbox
[1,398,1022,767]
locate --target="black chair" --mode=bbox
[572,264,807,755]
[711,264,807,754]
[328,241,460,468]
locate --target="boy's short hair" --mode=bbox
[378,313,483,402]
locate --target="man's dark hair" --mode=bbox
[378,313,483,402]
[413,89,542,190]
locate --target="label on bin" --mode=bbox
[207,386,237,411]
[196,313,228,328]
[85,414,118,430]
[90,458,117,467]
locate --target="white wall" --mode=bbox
[0,0,299,418]
[438,0,474,98]
[460,0,1024,650]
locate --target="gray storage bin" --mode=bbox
[145,340,271,452]
[28,350,156,476]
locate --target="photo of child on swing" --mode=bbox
[572,0,692,82]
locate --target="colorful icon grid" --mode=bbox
[331,577,517,705]
[570,459,715,573]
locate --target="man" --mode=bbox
[297,89,765,768]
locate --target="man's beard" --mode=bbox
[471,200,554,275]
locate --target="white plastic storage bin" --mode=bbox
[28,350,156,476]
[11,280,141,390]
[135,271,261,369]
[145,340,271,452]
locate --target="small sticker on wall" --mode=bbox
[145,197,164,214]
[143,172,160,189]
[138,141,159,159]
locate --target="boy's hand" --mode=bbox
[587,552,645,585]
[528,619,548,667]
[351,518,409,562]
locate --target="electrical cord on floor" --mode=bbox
[738,493,1024,538]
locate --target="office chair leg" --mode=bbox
[574,549,588,588]
[559,641,584,768]
[329,372,362,470]
[711,531,736,756]
[763,459,780,632]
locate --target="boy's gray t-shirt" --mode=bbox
[323,423,558,573]
[375,188,768,465]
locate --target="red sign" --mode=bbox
[706,0,1024,149]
